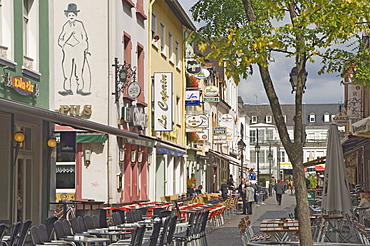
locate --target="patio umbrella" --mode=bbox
[321,124,352,217]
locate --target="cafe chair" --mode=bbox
[112,209,125,224]
[44,216,58,241]
[2,222,22,246]
[96,209,108,228]
[153,208,166,218]
[30,224,75,246]
[159,210,171,219]
[163,215,178,246]
[112,212,124,226]
[110,224,146,246]
[92,215,100,229]
[0,223,7,243]
[14,220,32,246]
[142,220,162,246]
[83,215,96,230]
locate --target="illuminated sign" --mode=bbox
[1,75,39,96]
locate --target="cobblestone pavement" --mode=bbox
[206,192,297,246]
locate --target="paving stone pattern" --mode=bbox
[206,193,297,246]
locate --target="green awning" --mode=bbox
[77,134,107,143]
[56,134,108,143]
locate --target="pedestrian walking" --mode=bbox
[245,182,255,214]
[238,178,248,214]
[271,174,276,194]
[274,180,285,205]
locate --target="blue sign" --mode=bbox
[185,90,200,105]
[60,131,76,152]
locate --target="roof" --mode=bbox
[166,0,196,31]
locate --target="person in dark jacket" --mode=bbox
[220,179,230,199]
[187,183,195,197]
[238,178,248,214]
[274,180,285,205]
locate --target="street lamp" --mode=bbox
[268,152,273,196]
[289,66,307,94]
[238,139,246,179]
[255,143,260,186]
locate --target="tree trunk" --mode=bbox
[259,65,313,245]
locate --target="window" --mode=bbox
[23,0,38,70]
[250,150,256,163]
[258,129,265,141]
[266,115,272,123]
[175,41,180,69]
[56,165,75,189]
[151,13,158,46]
[160,23,165,56]
[137,43,144,102]
[279,151,286,162]
[324,113,330,122]
[124,33,132,67]
[283,115,287,123]
[0,0,2,45]
[176,96,181,125]
[168,32,173,63]
[136,0,147,19]
[266,128,273,140]
[251,116,257,123]
[250,129,256,143]
[309,113,315,122]
[259,150,265,163]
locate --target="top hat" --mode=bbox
[64,3,80,13]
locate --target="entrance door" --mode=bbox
[14,155,33,222]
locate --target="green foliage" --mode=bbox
[190,0,370,86]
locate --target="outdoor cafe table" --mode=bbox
[64,235,110,246]
[259,219,299,242]
[88,228,132,242]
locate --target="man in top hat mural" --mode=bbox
[58,3,91,96]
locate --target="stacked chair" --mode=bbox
[238,216,271,244]
[173,211,209,246]
[3,220,31,246]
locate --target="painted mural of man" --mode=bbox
[58,3,91,96]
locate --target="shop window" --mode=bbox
[56,165,75,189]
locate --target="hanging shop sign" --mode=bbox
[204,86,219,97]
[130,105,147,130]
[213,127,227,134]
[194,69,210,79]
[185,90,201,105]
[196,129,209,141]
[60,131,76,152]
[154,72,173,131]
[1,74,39,96]
[332,112,349,126]
[186,60,202,74]
[203,97,219,102]
[186,115,204,127]
[346,84,362,119]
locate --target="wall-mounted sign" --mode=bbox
[194,69,210,79]
[204,86,219,97]
[154,72,173,131]
[347,84,362,119]
[130,105,147,130]
[56,105,92,118]
[1,74,39,96]
[196,129,209,141]
[204,97,219,102]
[185,90,200,105]
[127,82,141,99]
[332,112,349,126]
[186,115,204,127]
[186,60,202,74]
[60,131,76,153]
[214,127,227,134]
[220,114,234,122]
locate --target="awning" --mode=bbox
[0,97,138,139]
[125,135,155,148]
[342,134,370,156]
[208,149,241,166]
[156,139,186,157]
[56,165,75,173]
[77,134,108,143]
[352,117,370,137]
[303,157,326,167]
[315,165,325,171]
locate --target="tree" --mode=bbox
[189,0,370,245]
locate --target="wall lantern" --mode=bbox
[137,149,143,163]
[131,150,137,163]
[85,149,92,165]
[47,138,57,148]
[119,148,126,162]
[13,132,25,166]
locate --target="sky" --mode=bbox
[178,0,345,106]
